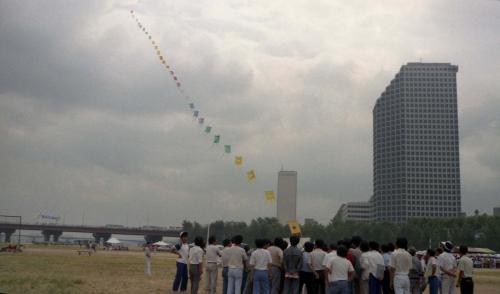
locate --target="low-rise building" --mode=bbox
[335,201,373,222]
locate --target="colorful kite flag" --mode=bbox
[234,156,243,166]
[213,135,220,144]
[265,191,275,202]
[246,170,256,181]
[288,220,301,236]
[193,110,199,117]
[198,118,205,124]
[205,126,212,134]
[224,145,231,154]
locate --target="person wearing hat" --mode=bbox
[456,245,474,294]
[437,241,457,294]
[172,231,190,292]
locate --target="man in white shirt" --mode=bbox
[324,245,354,293]
[456,245,473,294]
[322,244,338,269]
[389,238,412,294]
[205,236,221,294]
[144,242,152,276]
[249,238,272,294]
[226,235,248,294]
[311,239,327,294]
[267,237,284,294]
[359,241,371,294]
[172,231,190,292]
[367,241,385,294]
[189,236,205,294]
[438,241,457,294]
[221,239,232,294]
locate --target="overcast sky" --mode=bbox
[0,0,499,226]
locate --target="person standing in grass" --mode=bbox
[324,245,355,294]
[226,235,248,294]
[249,238,272,294]
[221,239,232,294]
[438,241,457,294]
[205,236,221,294]
[267,237,284,294]
[299,241,317,294]
[189,236,205,294]
[424,249,439,294]
[283,236,303,294]
[144,242,152,276]
[389,238,412,294]
[408,247,423,294]
[311,239,327,294]
[456,246,474,294]
[172,231,190,292]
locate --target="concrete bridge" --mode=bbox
[0,222,182,243]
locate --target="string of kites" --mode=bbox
[129,10,276,203]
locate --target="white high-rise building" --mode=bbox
[277,171,297,225]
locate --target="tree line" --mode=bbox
[182,215,500,251]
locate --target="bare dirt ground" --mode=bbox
[0,245,498,293]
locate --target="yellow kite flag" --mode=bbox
[234,156,243,166]
[288,220,301,236]
[246,170,256,181]
[264,191,275,202]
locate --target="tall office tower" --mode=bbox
[277,170,297,225]
[373,62,461,223]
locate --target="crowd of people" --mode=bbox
[155,231,474,294]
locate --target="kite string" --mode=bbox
[129,10,275,203]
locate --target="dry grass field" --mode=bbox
[0,245,499,293]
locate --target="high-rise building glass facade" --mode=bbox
[373,62,461,223]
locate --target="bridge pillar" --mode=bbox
[144,235,163,243]
[52,231,62,242]
[93,232,111,244]
[41,230,63,243]
[1,229,15,242]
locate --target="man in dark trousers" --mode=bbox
[283,236,303,294]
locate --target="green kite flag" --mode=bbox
[213,135,220,144]
[224,145,231,154]
[205,126,212,133]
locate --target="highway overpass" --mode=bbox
[0,222,182,243]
